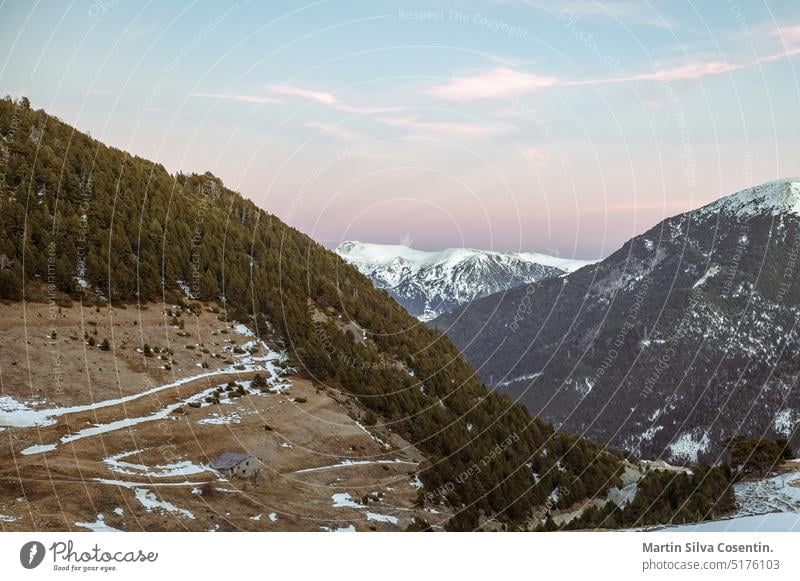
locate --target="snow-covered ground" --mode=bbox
[330,492,401,527]
[320,524,356,532]
[198,409,251,425]
[698,178,800,220]
[95,478,211,489]
[20,385,221,455]
[354,421,391,449]
[1,322,289,430]
[2,367,238,429]
[734,470,800,516]
[75,514,120,532]
[664,513,800,532]
[134,488,195,519]
[657,465,800,532]
[294,458,417,474]
[667,431,710,464]
[331,493,362,509]
[15,323,292,456]
[365,511,398,524]
[103,449,212,478]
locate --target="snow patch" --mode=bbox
[75,514,120,532]
[331,493,362,509]
[198,410,246,425]
[295,458,416,474]
[699,179,800,220]
[365,511,398,524]
[496,372,541,388]
[320,524,356,532]
[773,409,797,437]
[668,431,710,463]
[693,264,720,288]
[134,488,195,519]
[103,449,210,478]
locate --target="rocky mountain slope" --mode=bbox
[433,179,800,463]
[336,241,592,320]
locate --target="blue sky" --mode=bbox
[2,0,799,258]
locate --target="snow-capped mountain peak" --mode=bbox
[336,241,594,320]
[699,178,800,219]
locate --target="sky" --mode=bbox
[1,0,799,259]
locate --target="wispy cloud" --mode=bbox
[428,68,559,102]
[429,21,800,102]
[267,83,401,115]
[755,25,800,64]
[266,84,337,105]
[191,91,281,104]
[772,24,800,46]
[428,62,735,102]
[193,84,402,115]
[304,120,364,141]
[377,115,514,137]
[571,60,746,85]
[429,48,795,102]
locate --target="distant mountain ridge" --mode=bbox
[433,178,800,463]
[336,241,594,320]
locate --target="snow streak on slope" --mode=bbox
[336,241,594,320]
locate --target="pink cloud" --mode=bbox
[428,67,559,102]
[752,46,800,64]
[772,24,800,46]
[428,25,800,103]
[576,60,746,85]
[427,56,771,102]
[266,84,337,105]
[751,26,800,64]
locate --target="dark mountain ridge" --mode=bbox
[433,179,800,463]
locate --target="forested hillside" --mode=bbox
[0,96,629,529]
